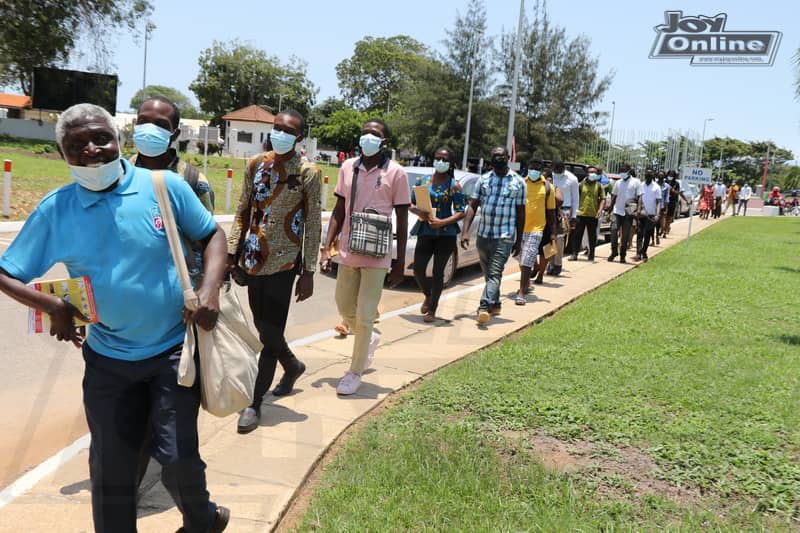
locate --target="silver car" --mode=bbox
[391,167,483,287]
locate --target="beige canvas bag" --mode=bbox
[152,171,261,417]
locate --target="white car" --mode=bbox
[391,166,483,286]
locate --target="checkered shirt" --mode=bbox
[471,170,526,240]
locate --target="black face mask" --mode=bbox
[491,158,508,170]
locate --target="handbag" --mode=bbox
[624,199,639,217]
[152,171,262,418]
[347,158,392,257]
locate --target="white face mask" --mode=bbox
[69,157,123,191]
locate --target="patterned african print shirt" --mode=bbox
[411,174,466,237]
[228,151,321,276]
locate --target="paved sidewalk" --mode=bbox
[0,216,720,532]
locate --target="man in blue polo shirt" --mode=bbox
[461,146,526,324]
[0,104,230,533]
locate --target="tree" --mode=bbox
[497,2,613,162]
[314,108,369,151]
[336,36,428,113]
[129,85,208,119]
[190,40,317,124]
[0,0,152,94]
[387,0,504,165]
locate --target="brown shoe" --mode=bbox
[420,296,431,315]
[489,305,502,316]
[423,312,436,323]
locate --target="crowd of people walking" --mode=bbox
[0,96,747,532]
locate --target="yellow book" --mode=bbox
[27,276,99,334]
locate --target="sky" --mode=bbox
[71,0,800,157]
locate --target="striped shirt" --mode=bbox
[471,170,526,240]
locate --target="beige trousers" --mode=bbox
[335,265,386,374]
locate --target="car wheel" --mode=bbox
[442,249,457,288]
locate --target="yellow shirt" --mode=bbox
[524,177,555,233]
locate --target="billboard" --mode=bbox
[32,67,118,114]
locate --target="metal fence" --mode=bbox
[579,129,704,175]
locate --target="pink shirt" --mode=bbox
[334,157,411,269]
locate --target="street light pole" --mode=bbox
[142,22,154,97]
[462,30,483,171]
[699,117,713,165]
[506,0,525,156]
[605,100,616,172]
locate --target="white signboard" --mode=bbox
[681,167,712,185]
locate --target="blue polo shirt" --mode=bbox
[0,159,216,361]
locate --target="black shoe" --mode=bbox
[620,257,627,264]
[176,506,230,533]
[607,254,617,262]
[567,254,578,261]
[642,255,648,263]
[272,360,306,396]
[587,254,595,261]
[211,506,230,532]
[533,278,543,285]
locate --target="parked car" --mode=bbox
[394,167,483,286]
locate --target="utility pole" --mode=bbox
[605,100,616,172]
[462,29,483,170]
[761,141,771,194]
[506,0,525,155]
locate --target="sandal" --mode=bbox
[423,312,436,323]
[420,296,431,315]
[514,293,526,306]
[334,322,351,336]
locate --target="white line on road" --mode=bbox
[0,269,521,509]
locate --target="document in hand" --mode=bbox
[413,185,433,215]
[27,276,99,334]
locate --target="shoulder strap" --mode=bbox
[544,179,551,201]
[349,158,361,216]
[151,171,198,310]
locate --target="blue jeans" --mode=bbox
[82,342,217,533]
[476,236,514,311]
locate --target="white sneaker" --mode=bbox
[366,330,380,369]
[336,371,362,395]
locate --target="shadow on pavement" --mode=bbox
[309,376,393,399]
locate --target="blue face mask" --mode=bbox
[359,134,383,157]
[433,160,450,174]
[270,129,297,155]
[527,169,542,180]
[133,123,173,157]
[620,172,629,180]
[588,173,599,181]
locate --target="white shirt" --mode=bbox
[713,183,727,198]
[612,177,643,216]
[553,170,579,218]
[739,185,752,200]
[640,180,662,215]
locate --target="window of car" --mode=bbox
[461,176,478,199]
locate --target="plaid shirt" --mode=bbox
[471,170,526,239]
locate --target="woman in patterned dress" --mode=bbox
[409,147,466,322]
[698,183,714,219]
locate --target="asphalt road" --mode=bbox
[0,225,500,487]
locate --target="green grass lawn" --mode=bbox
[0,140,340,219]
[293,217,800,531]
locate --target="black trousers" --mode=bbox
[413,235,457,314]
[609,214,634,258]
[83,342,216,533]
[574,216,598,258]
[247,270,299,408]
[637,216,655,257]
